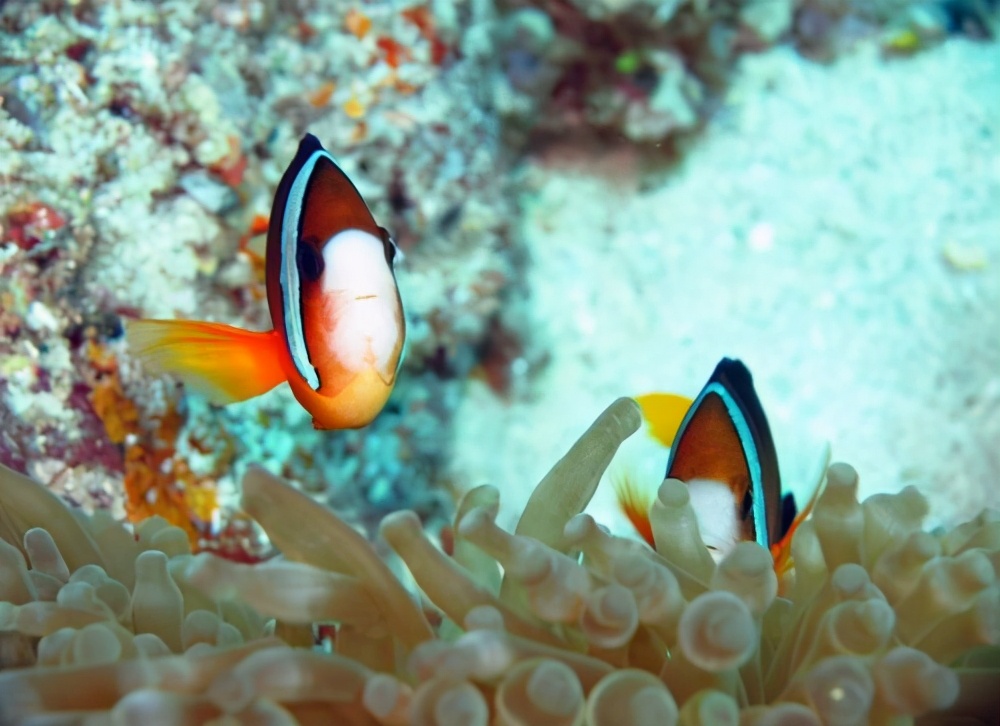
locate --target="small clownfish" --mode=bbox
[127,134,405,430]
[615,358,821,576]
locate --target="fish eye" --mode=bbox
[296,237,324,282]
[379,226,399,265]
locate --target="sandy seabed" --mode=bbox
[450,39,1000,534]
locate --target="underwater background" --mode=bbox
[2,1,1000,724]
[0,1,998,563]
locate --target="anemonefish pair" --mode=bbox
[617,358,820,575]
[127,134,405,430]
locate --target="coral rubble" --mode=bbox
[0,0,521,533]
[1,398,997,724]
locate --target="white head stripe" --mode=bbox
[668,383,767,548]
[280,149,336,391]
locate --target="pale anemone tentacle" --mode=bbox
[0,397,997,726]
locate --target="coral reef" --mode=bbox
[489,0,999,145]
[0,0,522,535]
[1,398,997,724]
[3,0,995,566]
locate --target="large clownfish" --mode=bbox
[616,358,821,576]
[127,134,405,430]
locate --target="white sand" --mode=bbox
[450,39,1000,533]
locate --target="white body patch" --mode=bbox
[319,230,401,379]
[687,478,743,560]
[279,149,330,390]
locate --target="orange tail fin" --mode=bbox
[126,320,286,405]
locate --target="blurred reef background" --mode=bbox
[0,0,998,558]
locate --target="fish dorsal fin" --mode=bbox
[266,134,382,390]
[665,358,781,548]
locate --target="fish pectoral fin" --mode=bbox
[126,320,286,405]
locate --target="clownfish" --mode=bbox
[616,358,820,575]
[126,134,405,430]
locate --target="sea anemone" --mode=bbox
[0,398,997,724]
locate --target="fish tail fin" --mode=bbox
[126,320,286,405]
[612,467,657,549]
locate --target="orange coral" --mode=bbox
[85,341,225,548]
[376,36,410,69]
[401,5,448,65]
[344,8,372,39]
[208,135,247,188]
[4,200,67,250]
[305,80,336,108]
[343,95,365,119]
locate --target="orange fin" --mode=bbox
[242,219,268,254]
[612,470,656,548]
[634,392,694,448]
[771,449,829,575]
[238,214,269,279]
[126,320,286,405]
